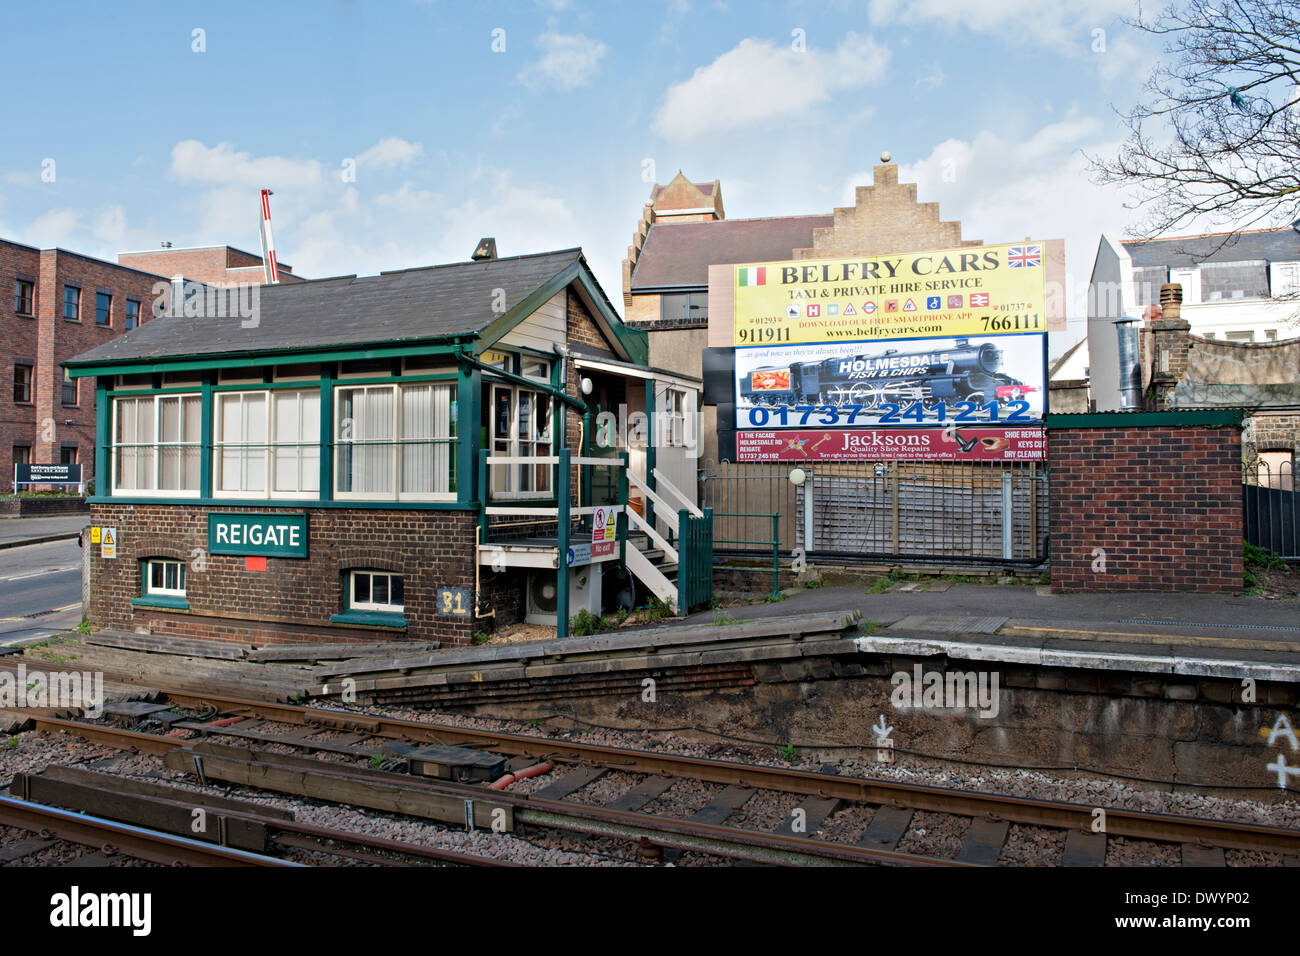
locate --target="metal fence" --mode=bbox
[700,459,1049,566]
[1244,458,1298,558]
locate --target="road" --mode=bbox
[0,539,83,645]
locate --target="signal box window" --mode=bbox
[144,559,186,597]
[349,570,404,613]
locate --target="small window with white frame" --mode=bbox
[349,570,404,612]
[144,558,186,597]
[662,387,687,447]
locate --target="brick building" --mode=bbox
[2,240,297,491]
[66,246,703,647]
[0,240,174,490]
[118,244,303,288]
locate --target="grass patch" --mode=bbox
[1244,540,1286,593]
[569,608,609,637]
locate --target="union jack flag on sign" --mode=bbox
[1007,245,1041,268]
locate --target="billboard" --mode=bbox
[735,334,1044,430]
[730,241,1048,462]
[736,427,1046,462]
[732,241,1049,346]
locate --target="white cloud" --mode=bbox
[652,32,890,143]
[915,61,945,89]
[518,32,608,91]
[867,0,1135,53]
[92,205,128,245]
[25,209,84,247]
[355,137,424,169]
[170,140,323,189]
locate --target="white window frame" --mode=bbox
[662,386,687,447]
[144,558,186,597]
[214,388,321,500]
[110,393,202,498]
[333,382,457,502]
[349,570,404,612]
[489,358,553,500]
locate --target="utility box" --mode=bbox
[406,745,508,783]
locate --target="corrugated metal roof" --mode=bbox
[1123,228,1300,267]
[630,215,834,290]
[65,248,584,366]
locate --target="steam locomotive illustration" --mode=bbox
[739,338,1035,409]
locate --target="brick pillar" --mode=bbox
[1150,283,1189,411]
[34,250,59,465]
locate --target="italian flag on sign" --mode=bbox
[737,266,766,286]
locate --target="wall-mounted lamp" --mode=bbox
[580,377,594,396]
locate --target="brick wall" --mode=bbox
[119,246,297,287]
[1049,420,1243,592]
[794,163,978,259]
[88,503,483,646]
[1,242,166,485]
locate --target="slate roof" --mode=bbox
[65,248,585,367]
[1123,227,1300,268]
[629,215,834,290]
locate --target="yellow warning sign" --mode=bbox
[89,527,101,544]
[101,527,117,559]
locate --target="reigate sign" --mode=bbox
[207,513,308,559]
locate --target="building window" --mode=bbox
[334,383,457,501]
[12,445,31,468]
[13,364,32,403]
[215,388,320,497]
[59,445,77,466]
[111,394,202,495]
[660,292,708,323]
[95,291,112,326]
[143,559,186,597]
[125,298,140,330]
[662,387,687,446]
[14,279,33,316]
[61,369,77,406]
[1225,331,1255,343]
[62,285,80,320]
[490,382,553,498]
[1201,260,1269,301]
[348,570,404,613]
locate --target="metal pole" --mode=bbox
[557,447,571,638]
[1001,472,1014,561]
[803,473,814,554]
[890,468,900,554]
[771,512,780,598]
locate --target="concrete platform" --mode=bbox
[668,582,1300,675]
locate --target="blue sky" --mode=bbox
[2,0,1170,352]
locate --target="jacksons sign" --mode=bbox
[732,240,1049,346]
[208,513,308,558]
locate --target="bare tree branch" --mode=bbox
[1087,0,1300,240]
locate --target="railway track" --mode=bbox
[0,793,296,867]
[7,690,1300,867]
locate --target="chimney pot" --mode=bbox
[1159,282,1183,320]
